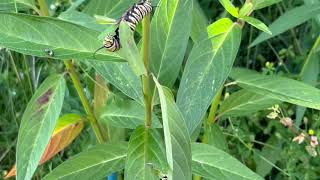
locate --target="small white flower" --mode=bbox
[310,136,319,147]
[268,104,280,113]
[267,112,278,119]
[293,133,305,144]
[280,117,293,127]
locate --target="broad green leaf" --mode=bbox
[218,0,239,17]
[230,68,320,110]
[239,2,253,17]
[65,0,86,12]
[150,0,193,87]
[17,74,66,180]
[250,4,320,47]
[153,77,192,180]
[6,114,83,179]
[207,18,234,39]
[99,97,162,129]
[206,124,229,152]
[191,0,208,42]
[254,136,283,177]
[177,21,242,133]
[15,0,38,13]
[296,36,320,125]
[82,0,144,104]
[88,61,144,104]
[43,142,128,180]
[125,126,167,180]
[192,143,263,180]
[0,0,29,12]
[254,0,282,10]
[0,12,123,62]
[304,0,320,25]
[119,22,146,76]
[241,16,272,35]
[218,89,280,117]
[16,0,34,6]
[83,0,137,19]
[58,10,105,32]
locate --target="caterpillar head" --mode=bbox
[103,34,120,52]
[104,35,115,48]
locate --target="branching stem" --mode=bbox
[64,61,105,143]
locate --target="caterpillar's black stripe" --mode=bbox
[102,0,152,52]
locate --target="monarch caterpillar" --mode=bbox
[120,0,152,32]
[93,0,152,56]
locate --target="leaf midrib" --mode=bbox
[193,157,260,180]
[57,154,126,179]
[236,78,317,105]
[20,78,63,179]
[219,94,274,116]
[156,0,187,78]
[182,23,237,119]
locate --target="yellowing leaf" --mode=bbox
[5,114,84,179]
[207,18,233,38]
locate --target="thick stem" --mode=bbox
[202,87,223,144]
[207,87,223,124]
[142,12,152,128]
[38,0,49,16]
[37,0,105,144]
[93,75,110,141]
[64,61,105,143]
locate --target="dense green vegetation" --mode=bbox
[0,0,319,179]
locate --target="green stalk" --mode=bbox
[195,88,223,180]
[202,87,223,144]
[64,61,105,143]
[38,0,49,16]
[37,0,105,143]
[142,11,152,128]
[93,75,110,141]
[207,87,223,124]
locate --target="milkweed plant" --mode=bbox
[0,0,320,179]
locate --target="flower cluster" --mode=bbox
[267,104,319,156]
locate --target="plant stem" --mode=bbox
[142,11,152,128]
[93,75,110,141]
[64,61,105,144]
[38,0,49,16]
[37,0,105,144]
[207,87,223,124]
[202,87,223,144]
